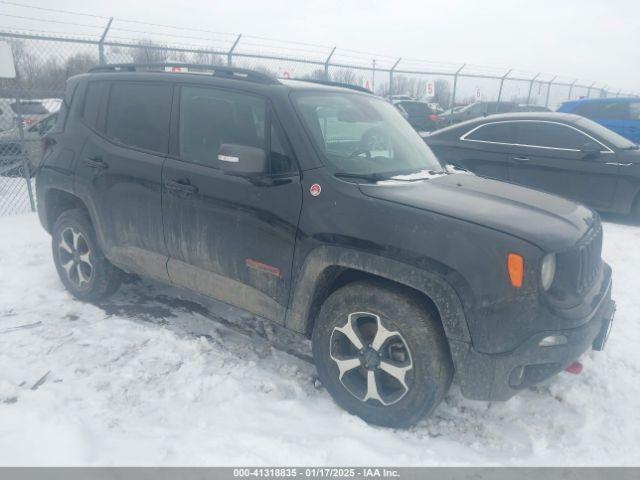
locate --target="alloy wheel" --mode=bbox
[58,227,93,289]
[330,312,413,406]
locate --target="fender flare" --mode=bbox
[284,245,472,344]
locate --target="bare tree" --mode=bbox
[132,40,170,64]
[331,68,358,85]
[303,69,328,81]
[190,50,224,66]
[433,79,451,107]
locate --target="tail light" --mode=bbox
[19,118,37,127]
[429,114,439,121]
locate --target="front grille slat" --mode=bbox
[575,220,603,295]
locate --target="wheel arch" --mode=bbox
[285,246,472,344]
[42,187,89,233]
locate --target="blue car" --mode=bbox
[558,97,640,144]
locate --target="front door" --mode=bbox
[162,84,302,323]
[507,121,619,210]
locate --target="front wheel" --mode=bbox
[312,280,453,428]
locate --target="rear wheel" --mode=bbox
[312,280,453,428]
[52,209,121,302]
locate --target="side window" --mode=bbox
[574,102,629,121]
[464,122,518,143]
[82,81,106,130]
[516,122,597,150]
[105,82,172,153]
[179,86,265,167]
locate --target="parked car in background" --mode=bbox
[428,103,446,115]
[0,112,58,176]
[558,97,640,144]
[424,112,640,219]
[437,101,518,126]
[392,100,439,131]
[0,99,51,131]
[517,104,551,112]
[387,94,414,101]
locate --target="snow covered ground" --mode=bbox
[0,213,639,466]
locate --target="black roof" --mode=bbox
[432,111,584,136]
[85,63,373,95]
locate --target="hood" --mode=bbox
[359,174,596,251]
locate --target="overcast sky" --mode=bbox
[6,0,640,92]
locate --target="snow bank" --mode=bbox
[0,213,638,466]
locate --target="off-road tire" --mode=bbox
[52,208,121,302]
[312,280,453,428]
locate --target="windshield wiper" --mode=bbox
[334,172,387,183]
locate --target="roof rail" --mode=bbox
[292,78,373,94]
[88,63,280,85]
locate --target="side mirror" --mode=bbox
[218,144,268,178]
[580,143,602,158]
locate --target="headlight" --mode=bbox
[540,253,556,291]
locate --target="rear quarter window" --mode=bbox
[82,81,107,131]
[105,82,172,154]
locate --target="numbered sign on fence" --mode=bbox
[426,81,435,98]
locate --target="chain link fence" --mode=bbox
[0,27,637,217]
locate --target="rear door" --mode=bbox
[75,80,171,281]
[507,120,619,209]
[162,84,302,323]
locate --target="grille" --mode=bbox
[575,220,603,295]
[553,219,603,297]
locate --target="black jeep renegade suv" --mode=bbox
[36,64,615,428]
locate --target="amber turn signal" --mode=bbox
[507,253,524,288]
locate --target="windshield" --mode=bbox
[293,92,443,178]
[576,117,637,149]
[10,102,48,115]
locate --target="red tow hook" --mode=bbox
[565,361,583,374]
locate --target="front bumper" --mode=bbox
[449,273,615,401]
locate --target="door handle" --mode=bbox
[511,156,530,162]
[165,179,198,196]
[85,155,108,170]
